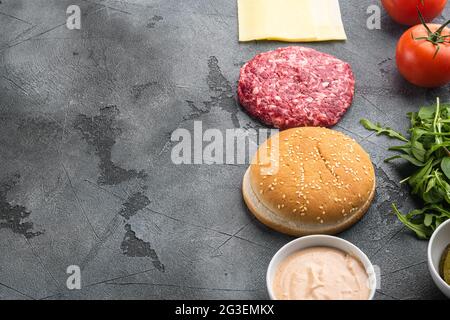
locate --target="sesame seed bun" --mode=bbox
[242,127,375,236]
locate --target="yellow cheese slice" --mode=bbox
[238,0,317,42]
[238,0,347,42]
[311,0,347,41]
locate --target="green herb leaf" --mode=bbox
[361,98,450,239]
[411,140,426,162]
[441,157,450,180]
[359,119,408,142]
[424,214,434,227]
[418,105,436,120]
[392,204,432,239]
[384,154,425,166]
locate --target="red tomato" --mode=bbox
[381,0,447,25]
[396,24,450,87]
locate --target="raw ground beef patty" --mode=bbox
[238,46,355,129]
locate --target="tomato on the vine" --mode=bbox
[382,0,447,25]
[396,20,450,88]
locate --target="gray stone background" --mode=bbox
[0,0,449,300]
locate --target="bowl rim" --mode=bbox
[427,218,450,290]
[266,235,377,300]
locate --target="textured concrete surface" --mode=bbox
[0,0,449,300]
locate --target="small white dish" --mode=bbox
[266,235,377,300]
[428,219,450,298]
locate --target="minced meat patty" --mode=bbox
[238,46,355,129]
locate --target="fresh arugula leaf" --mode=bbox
[418,105,436,121]
[361,98,450,239]
[425,142,450,158]
[424,214,434,227]
[384,154,425,166]
[411,140,426,162]
[359,119,408,142]
[441,157,450,180]
[392,204,432,239]
[408,159,433,188]
[423,185,444,204]
[389,143,413,156]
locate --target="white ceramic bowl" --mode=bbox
[266,235,377,300]
[428,219,450,298]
